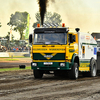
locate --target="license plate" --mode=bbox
[44,62,53,65]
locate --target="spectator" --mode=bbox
[16,47,19,52]
[13,47,16,52]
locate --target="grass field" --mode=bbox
[0,57,31,61]
[6,58,19,61]
[0,56,30,58]
[0,57,31,72]
[0,58,19,61]
[0,66,31,72]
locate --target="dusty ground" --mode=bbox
[0,58,100,100]
[0,58,32,68]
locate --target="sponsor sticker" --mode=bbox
[81,35,85,39]
[86,36,90,40]
[44,55,53,58]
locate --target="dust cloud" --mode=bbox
[0,0,38,38]
[37,0,55,25]
[38,0,48,25]
[0,0,100,39]
[48,0,100,33]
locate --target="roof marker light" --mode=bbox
[37,24,40,27]
[62,23,65,27]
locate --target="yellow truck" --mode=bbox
[29,23,97,79]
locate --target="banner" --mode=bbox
[0,52,9,57]
[25,14,30,40]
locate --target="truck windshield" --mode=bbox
[33,33,67,45]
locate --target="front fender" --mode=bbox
[71,53,79,67]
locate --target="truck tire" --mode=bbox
[70,63,79,79]
[89,59,97,77]
[33,70,43,79]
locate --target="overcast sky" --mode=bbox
[0,0,100,39]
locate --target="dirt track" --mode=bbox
[1,58,100,100]
[0,70,100,100]
[0,58,31,68]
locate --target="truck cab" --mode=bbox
[29,24,97,79]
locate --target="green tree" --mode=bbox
[3,32,10,48]
[5,32,10,41]
[33,12,62,28]
[11,34,14,42]
[7,11,28,40]
[0,22,2,27]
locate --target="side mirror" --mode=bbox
[29,34,32,45]
[75,28,80,32]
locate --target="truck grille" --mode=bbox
[33,53,65,60]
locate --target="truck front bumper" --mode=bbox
[31,62,72,70]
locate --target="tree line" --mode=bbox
[0,11,62,40]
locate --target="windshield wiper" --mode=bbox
[35,42,61,44]
[51,42,60,44]
[35,42,45,44]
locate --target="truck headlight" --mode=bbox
[60,63,65,67]
[32,63,37,66]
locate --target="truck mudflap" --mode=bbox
[31,62,72,70]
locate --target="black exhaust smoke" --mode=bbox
[38,0,48,25]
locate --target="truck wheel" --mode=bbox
[90,59,97,77]
[33,70,43,79]
[70,63,79,79]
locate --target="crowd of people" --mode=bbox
[0,45,29,52]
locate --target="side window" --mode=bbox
[69,34,73,43]
[73,35,76,42]
[69,34,76,43]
